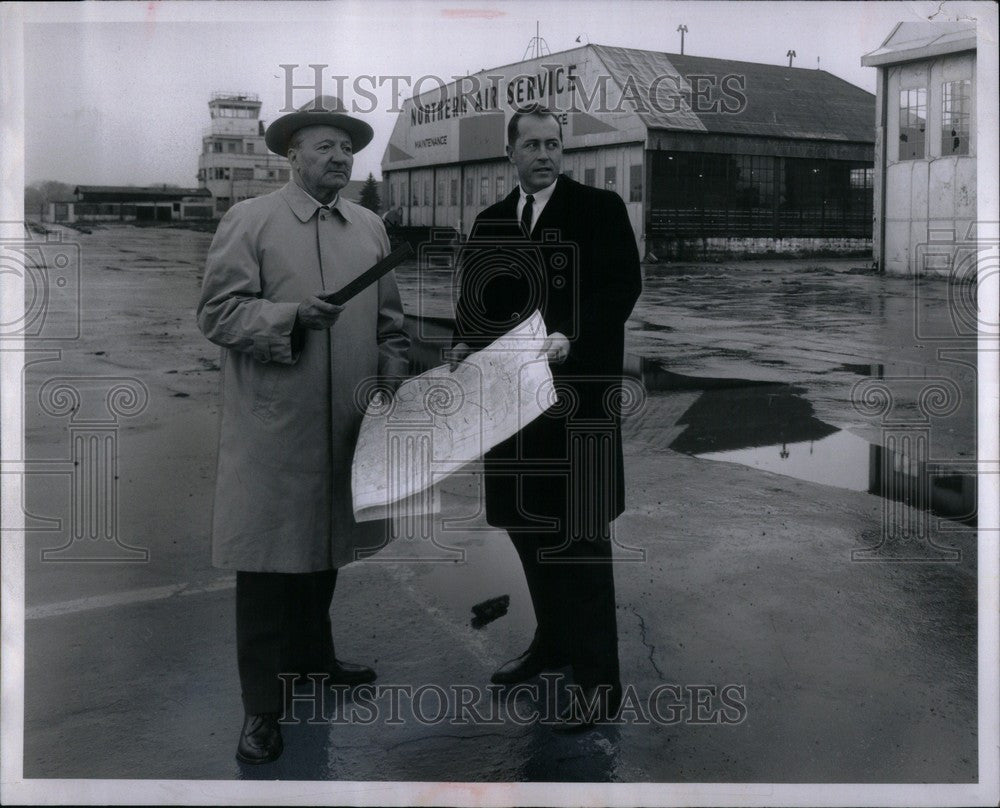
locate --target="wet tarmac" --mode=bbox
[18,224,979,784]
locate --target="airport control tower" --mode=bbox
[197,92,288,216]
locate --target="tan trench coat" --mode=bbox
[197,182,409,572]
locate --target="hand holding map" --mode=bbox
[351,310,554,523]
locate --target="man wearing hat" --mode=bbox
[197,95,409,764]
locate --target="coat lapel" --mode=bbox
[530,175,570,239]
[498,187,519,223]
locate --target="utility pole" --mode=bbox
[677,24,688,55]
[787,49,796,67]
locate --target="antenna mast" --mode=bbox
[522,21,551,60]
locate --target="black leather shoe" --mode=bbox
[552,683,623,733]
[326,658,376,686]
[491,637,566,685]
[236,712,283,764]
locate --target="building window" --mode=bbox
[451,178,458,206]
[437,181,444,207]
[942,80,971,156]
[212,142,223,153]
[246,143,255,154]
[412,183,419,206]
[584,168,595,187]
[898,88,926,160]
[423,180,430,206]
[496,176,505,201]
[849,167,873,189]
[646,151,873,239]
[467,177,474,204]
[227,141,238,153]
[732,155,776,210]
[604,166,617,192]
[629,164,643,202]
[480,177,489,205]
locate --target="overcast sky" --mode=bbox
[17,0,981,187]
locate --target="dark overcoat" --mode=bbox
[453,174,642,533]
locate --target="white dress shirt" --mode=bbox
[515,178,557,235]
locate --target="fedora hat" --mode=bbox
[265,95,374,156]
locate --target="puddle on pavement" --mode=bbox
[692,428,976,526]
[633,357,977,527]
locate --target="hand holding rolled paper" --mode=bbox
[318,242,413,306]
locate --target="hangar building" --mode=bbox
[381,44,877,258]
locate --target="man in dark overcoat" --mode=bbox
[450,104,642,729]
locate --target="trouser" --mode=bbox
[508,528,621,689]
[236,569,338,714]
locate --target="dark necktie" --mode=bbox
[520,193,534,236]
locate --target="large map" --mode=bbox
[351,311,554,523]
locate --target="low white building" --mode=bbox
[45,186,213,224]
[862,22,977,275]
